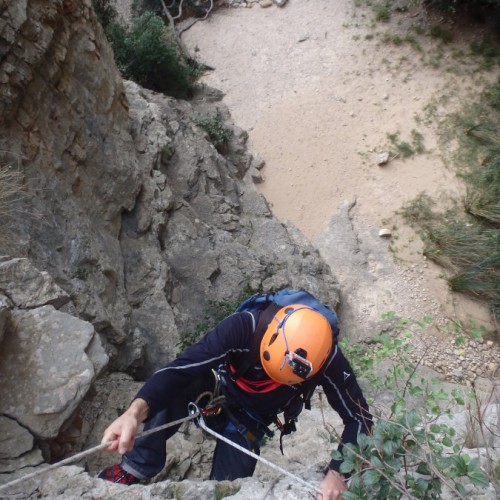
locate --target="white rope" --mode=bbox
[0,410,200,493]
[0,404,323,497]
[188,403,322,496]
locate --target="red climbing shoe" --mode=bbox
[97,463,141,485]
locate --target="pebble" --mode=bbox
[382,260,500,385]
[377,151,390,165]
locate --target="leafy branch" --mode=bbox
[319,316,495,499]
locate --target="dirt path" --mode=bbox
[183,1,498,381]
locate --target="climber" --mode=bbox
[98,298,373,500]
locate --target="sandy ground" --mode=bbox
[183,0,498,335]
[184,1,461,235]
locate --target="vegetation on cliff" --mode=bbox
[93,0,200,98]
[401,80,500,325]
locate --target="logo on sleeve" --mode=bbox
[343,371,351,381]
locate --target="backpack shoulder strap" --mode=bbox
[301,376,319,410]
[232,301,281,380]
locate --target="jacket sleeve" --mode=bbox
[320,345,373,474]
[135,312,255,417]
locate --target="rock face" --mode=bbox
[118,81,339,374]
[0,304,107,438]
[0,0,339,376]
[0,0,339,492]
[0,3,498,499]
[0,0,141,363]
[0,258,107,482]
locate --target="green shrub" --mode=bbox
[486,79,500,108]
[386,131,426,158]
[470,38,500,69]
[411,129,426,154]
[132,0,210,18]
[430,25,453,43]
[103,12,197,98]
[431,0,500,12]
[374,2,391,22]
[400,81,500,320]
[132,0,162,16]
[402,195,499,320]
[332,318,493,499]
[194,111,233,151]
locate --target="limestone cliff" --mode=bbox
[0,0,339,371]
[0,0,339,492]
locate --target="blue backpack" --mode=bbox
[232,288,339,383]
[236,288,339,338]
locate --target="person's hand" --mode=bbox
[317,469,347,500]
[101,398,149,455]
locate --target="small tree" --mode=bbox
[95,8,197,99]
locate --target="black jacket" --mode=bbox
[136,310,373,472]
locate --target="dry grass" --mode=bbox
[400,77,500,324]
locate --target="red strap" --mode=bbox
[230,365,281,394]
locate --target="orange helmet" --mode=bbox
[259,304,333,385]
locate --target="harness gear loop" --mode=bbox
[192,369,228,418]
[195,369,273,447]
[218,399,273,452]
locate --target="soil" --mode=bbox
[181,0,500,382]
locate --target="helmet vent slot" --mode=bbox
[268,332,279,345]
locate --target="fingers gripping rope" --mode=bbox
[188,403,322,496]
[0,410,200,494]
[0,404,322,497]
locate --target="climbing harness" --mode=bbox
[194,368,226,417]
[188,402,322,496]
[0,403,322,497]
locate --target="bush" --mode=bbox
[177,298,241,353]
[386,130,426,158]
[374,2,391,22]
[402,196,500,320]
[194,111,233,152]
[329,317,494,499]
[102,12,197,98]
[132,0,211,18]
[432,0,500,11]
[430,25,454,43]
[132,0,162,16]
